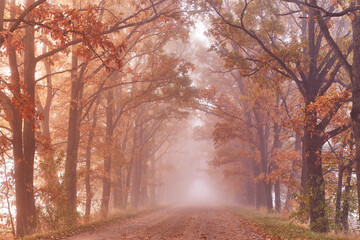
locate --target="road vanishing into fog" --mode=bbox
[67,206,265,240]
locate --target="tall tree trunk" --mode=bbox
[273,102,282,212]
[85,101,99,218]
[351,12,360,222]
[303,106,327,232]
[7,0,28,235]
[113,120,131,209]
[231,64,259,207]
[64,0,87,225]
[101,88,114,217]
[335,165,344,229]
[300,133,308,207]
[263,125,272,210]
[11,114,26,236]
[124,135,136,210]
[285,135,301,210]
[38,44,58,185]
[274,182,281,211]
[0,0,4,27]
[124,166,132,209]
[299,131,310,221]
[140,154,148,206]
[16,0,37,235]
[253,160,262,209]
[113,169,124,208]
[114,114,130,209]
[64,50,82,226]
[341,165,352,232]
[245,157,255,206]
[255,110,272,210]
[131,151,142,209]
[264,182,272,210]
[313,0,360,224]
[246,179,255,206]
[149,155,156,205]
[131,123,143,209]
[36,44,64,226]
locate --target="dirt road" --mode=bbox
[67,206,265,240]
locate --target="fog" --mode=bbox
[1,1,358,238]
[185,177,221,204]
[156,116,229,207]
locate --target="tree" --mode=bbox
[284,0,360,223]
[205,0,350,231]
[0,0,195,235]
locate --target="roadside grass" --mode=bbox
[22,208,160,240]
[230,208,357,240]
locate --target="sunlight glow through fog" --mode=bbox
[185,178,219,204]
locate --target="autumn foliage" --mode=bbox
[0,0,359,238]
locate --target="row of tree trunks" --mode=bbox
[231,72,274,210]
[208,0,349,231]
[0,0,191,237]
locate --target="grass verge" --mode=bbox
[230,208,356,240]
[22,208,160,240]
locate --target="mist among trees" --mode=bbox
[0,0,359,238]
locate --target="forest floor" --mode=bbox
[66,205,265,240]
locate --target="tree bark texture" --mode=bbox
[341,166,352,231]
[335,166,344,229]
[85,102,99,218]
[303,107,327,232]
[101,88,114,216]
[64,52,83,226]
[10,0,38,235]
[351,13,360,222]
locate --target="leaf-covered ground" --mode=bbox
[66,206,265,240]
[231,208,356,240]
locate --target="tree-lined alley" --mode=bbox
[0,0,359,238]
